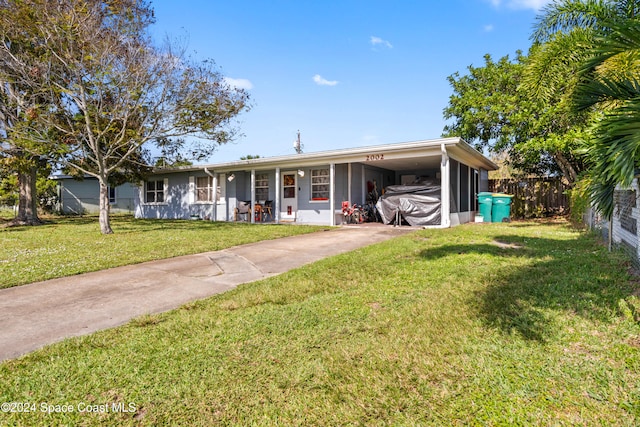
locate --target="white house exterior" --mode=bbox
[134,138,498,227]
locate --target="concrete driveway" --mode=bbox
[0,225,416,361]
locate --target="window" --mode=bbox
[196,176,213,202]
[255,173,269,201]
[108,186,116,204]
[145,180,165,203]
[311,168,329,200]
[283,173,296,199]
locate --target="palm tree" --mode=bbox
[526,0,640,218]
[573,20,640,218]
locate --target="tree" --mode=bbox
[526,0,640,105]
[0,19,48,225]
[0,0,250,234]
[573,20,640,218]
[0,149,42,224]
[442,52,586,183]
[528,0,640,218]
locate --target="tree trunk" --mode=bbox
[11,165,42,226]
[98,180,113,234]
[553,151,578,185]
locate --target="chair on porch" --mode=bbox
[234,201,251,221]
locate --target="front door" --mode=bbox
[281,172,297,221]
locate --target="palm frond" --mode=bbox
[523,29,594,102]
[574,20,640,109]
[532,0,615,42]
[615,0,640,18]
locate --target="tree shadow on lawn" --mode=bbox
[421,233,636,342]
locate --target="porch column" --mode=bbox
[348,163,352,203]
[330,163,336,226]
[275,167,280,224]
[440,144,451,227]
[251,169,256,223]
[204,167,216,221]
[212,173,218,221]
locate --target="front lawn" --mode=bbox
[1,219,639,425]
[0,215,329,289]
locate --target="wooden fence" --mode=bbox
[488,178,570,219]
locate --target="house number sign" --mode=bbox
[365,154,384,161]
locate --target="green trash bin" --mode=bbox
[491,194,514,223]
[477,192,493,223]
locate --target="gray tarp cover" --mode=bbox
[376,184,441,226]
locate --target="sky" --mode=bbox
[149,0,553,163]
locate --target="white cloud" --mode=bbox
[484,24,494,32]
[313,74,338,86]
[489,0,551,10]
[224,77,253,90]
[370,36,393,49]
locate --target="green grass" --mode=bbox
[1,219,639,425]
[0,215,330,289]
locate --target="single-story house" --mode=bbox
[135,137,498,227]
[53,176,137,215]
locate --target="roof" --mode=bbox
[128,137,499,175]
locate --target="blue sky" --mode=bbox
[150,0,552,163]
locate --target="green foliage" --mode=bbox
[0,158,56,211]
[442,51,586,182]
[572,20,640,218]
[532,0,620,43]
[443,52,526,152]
[0,0,251,233]
[36,176,58,213]
[527,0,640,218]
[567,176,592,224]
[0,173,17,206]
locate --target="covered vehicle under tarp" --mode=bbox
[376,183,441,226]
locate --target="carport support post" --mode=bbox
[275,167,280,224]
[440,143,451,227]
[330,163,336,226]
[251,170,256,224]
[204,167,217,221]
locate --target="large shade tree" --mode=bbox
[0,16,50,225]
[0,0,250,234]
[442,51,587,183]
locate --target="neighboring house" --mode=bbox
[135,137,498,227]
[53,176,138,215]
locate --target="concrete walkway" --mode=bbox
[0,225,416,362]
